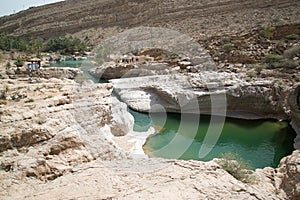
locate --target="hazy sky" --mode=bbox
[0,0,64,17]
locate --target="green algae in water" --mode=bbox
[140,113,296,169]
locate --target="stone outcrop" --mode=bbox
[0,67,300,199]
[5,66,81,80]
[289,84,300,149]
[89,61,173,80]
[109,97,134,136]
[0,0,299,198]
[110,72,290,120]
[0,158,287,200]
[276,150,300,200]
[0,68,128,182]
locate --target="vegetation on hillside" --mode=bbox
[0,34,28,52]
[44,36,88,54]
[264,45,300,69]
[0,34,88,55]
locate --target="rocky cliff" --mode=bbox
[111,72,292,118]
[289,84,300,149]
[0,70,127,181]
[1,0,300,199]
[0,0,299,44]
[0,67,300,199]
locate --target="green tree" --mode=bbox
[14,58,24,68]
[0,34,29,52]
[29,38,44,55]
[44,36,87,54]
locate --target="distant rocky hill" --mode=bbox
[0,0,299,44]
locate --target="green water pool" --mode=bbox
[51,60,296,169]
[51,59,86,68]
[50,59,106,83]
[130,110,296,169]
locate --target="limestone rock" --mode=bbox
[0,71,127,182]
[90,62,174,80]
[0,65,299,200]
[110,73,290,120]
[0,159,285,199]
[276,150,300,200]
[288,84,300,149]
[89,63,135,79]
[0,0,298,46]
[109,97,134,136]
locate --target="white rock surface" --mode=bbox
[0,68,299,200]
[110,72,289,120]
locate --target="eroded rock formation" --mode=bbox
[0,67,299,199]
[289,84,300,149]
[276,150,300,200]
[0,0,299,45]
[110,72,291,120]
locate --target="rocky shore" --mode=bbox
[0,0,300,198]
[0,66,299,199]
[110,73,288,118]
[90,42,300,149]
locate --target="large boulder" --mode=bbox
[276,150,300,200]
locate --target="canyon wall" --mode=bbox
[0,0,299,43]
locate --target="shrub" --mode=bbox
[3,85,9,93]
[264,54,298,69]
[274,41,286,54]
[217,152,256,184]
[264,54,285,64]
[168,53,179,60]
[283,46,300,59]
[285,34,299,40]
[14,58,24,68]
[294,76,300,82]
[254,64,265,74]
[131,49,139,56]
[221,37,231,43]
[281,59,298,69]
[247,71,256,78]
[223,43,234,53]
[259,25,275,39]
[25,98,34,103]
[0,85,10,100]
[0,92,6,100]
[44,95,53,100]
[6,62,11,69]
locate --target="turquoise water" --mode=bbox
[50,60,107,83]
[131,110,296,169]
[52,60,296,169]
[50,59,86,68]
